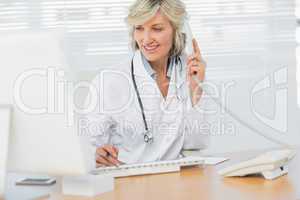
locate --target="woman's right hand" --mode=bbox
[96,144,122,167]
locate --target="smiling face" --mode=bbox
[133,10,174,63]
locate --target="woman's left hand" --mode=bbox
[187,38,206,106]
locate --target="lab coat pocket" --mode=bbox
[117,118,144,149]
[116,121,145,164]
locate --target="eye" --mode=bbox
[135,26,143,31]
[153,27,163,32]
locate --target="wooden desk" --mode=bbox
[39,149,300,200]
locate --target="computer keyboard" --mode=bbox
[90,156,204,178]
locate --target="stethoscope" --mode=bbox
[130,55,183,144]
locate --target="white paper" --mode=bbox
[196,157,229,165]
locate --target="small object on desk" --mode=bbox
[91,156,204,178]
[15,177,56,186]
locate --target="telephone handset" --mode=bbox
[182,17,194,56]
[182,18,206,80]
[182,18,203,82]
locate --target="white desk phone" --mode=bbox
[183,18,296,180]
[218,149,296,179]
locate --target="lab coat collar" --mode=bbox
[141,53,176,80]
[132,50,185,89]
[174,55,186,89]
[132,50,152,79]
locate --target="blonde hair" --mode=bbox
[125,0,187,57]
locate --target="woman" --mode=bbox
[87,0,208,166]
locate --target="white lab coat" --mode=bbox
[84,50,209,164]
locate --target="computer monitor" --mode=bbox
[0,105,11,197]
[0,31,95,176]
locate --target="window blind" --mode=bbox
[0,0,297,104]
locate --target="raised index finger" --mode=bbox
[192,38,202,58]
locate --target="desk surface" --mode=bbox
[7,149,300,200]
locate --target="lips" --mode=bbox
[143,45,159,53]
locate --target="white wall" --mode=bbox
[203,41,300,154]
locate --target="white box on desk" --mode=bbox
[62,174,114,197]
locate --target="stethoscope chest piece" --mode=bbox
[144,130,154,144]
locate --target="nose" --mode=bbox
[143,30,153,45]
